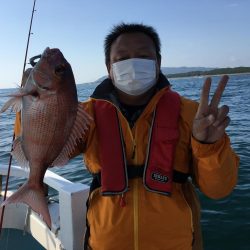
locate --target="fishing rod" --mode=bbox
[22,0,37,77]
[0,0,37,235]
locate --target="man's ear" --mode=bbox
[157,55,161,68]
[156,55,162,76]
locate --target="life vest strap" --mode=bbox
[90,167,189,194]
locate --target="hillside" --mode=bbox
[161,67,215,75]
[166,67,250,78]
[78,67,250,86]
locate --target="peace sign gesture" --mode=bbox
[192,75,230,143]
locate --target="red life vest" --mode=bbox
[93,89,181,196]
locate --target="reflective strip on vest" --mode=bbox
[94,89,180,195]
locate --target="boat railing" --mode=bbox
[0,164,90,250]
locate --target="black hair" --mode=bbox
[104,22,161,65]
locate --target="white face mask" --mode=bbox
[112,58,157,96]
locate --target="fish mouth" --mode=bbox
[42,47,62,58]
[42,47,51,57]
[41,47,67,76]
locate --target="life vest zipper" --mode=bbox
[132,125,139,250]
[132,143,136,159]
[121,110,139,249]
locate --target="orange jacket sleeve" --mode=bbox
[191,134,239,199]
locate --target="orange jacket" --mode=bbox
[14,76,239,250]
[74,76,239,250]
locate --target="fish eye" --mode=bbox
[31,91,40,101]
[55,64,66,75]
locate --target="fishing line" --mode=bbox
[0,0,38,236]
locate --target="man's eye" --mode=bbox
[138,55,151,59]
[116,57,129,62]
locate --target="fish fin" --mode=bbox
[1,182,51,229]
[52,103,93,166]
[12,137,29,169]
[0,96,22,113]
[0,88,35,113]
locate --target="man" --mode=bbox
[14,23,239,249]
[72,23,239,250]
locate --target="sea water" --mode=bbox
[0,74,249,250]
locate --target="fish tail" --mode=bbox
[1,182,51,229]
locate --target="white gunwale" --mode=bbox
[0,165,90,250]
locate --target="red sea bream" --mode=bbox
[0,48,92,228]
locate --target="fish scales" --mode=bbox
[22,91,75,166]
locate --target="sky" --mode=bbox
[0,0,249,89]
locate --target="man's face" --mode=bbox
[107,32,161,81]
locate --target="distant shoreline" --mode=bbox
[1,69,249,90]
[166,67,250,79]
[167,72,250,80]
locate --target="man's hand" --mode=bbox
[192,75,230,143]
